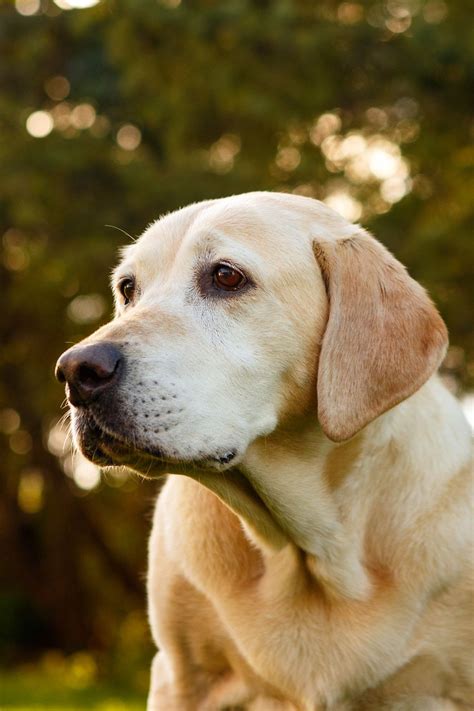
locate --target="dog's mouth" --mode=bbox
[73,408,166,470]
[73,407,237,475]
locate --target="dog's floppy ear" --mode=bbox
[313,231,448,442]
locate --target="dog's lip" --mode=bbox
[101,436,165,463]
[78,409,166,465]
[76,408,238,471]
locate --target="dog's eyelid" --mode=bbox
[211,259,254,282]
[115,273,135,289]
[115,274,137,306]
[196,258,256,299]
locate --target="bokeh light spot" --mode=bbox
[54,0,101,8]
[26,110,54,138]
[73,454,101,490]
[0,408,21,434]
[381,176,411,203]
[15,0,40,15]
[70,103,96,129]
[3,244,30,271]
[423,0,448,23]
[44,75,70,101]
[51,102,72,130]
[47,420,70,457]
[275,146,301,172]
[337,2,363,24]
[18,470,44,513]
[67,293,106,323]
[209,134,241,173]
[10,430,33,455]
[368,146,400,179]
[324,191,362,222]
[366,107,388,129]
[385,15,412,33]
[310,112,341,146]
[116,124,142,151]
[67,651,98,687]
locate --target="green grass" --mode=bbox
[1,664,147,711]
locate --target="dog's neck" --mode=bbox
[190,412,373,600]
[182,377,469,601]
[239,414,372,600]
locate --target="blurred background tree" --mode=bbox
[0,0,473,702]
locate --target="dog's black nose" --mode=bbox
[55,342,122,406]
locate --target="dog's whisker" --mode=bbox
[105,224,136,242]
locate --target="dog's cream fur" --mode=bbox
[63,193,473,709]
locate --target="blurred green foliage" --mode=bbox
[1,653,145,709]
[0,0,473,692]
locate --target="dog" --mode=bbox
[56,192,473,710]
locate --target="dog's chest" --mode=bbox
[154,476,410,708]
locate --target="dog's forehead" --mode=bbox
[116,201,209,278]
[117,192,352,280]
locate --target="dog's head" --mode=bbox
[56,192,447,474]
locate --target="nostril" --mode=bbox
[77,363,116,388]
[75,350,121,392]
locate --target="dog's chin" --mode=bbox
[72,409,239,478]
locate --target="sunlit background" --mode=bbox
[1,0,473,708]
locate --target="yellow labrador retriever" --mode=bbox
[56,193,473,710]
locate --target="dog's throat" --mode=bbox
[192,468,289,551]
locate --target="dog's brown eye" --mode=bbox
[213,264,246,291]
[119,278,135,305]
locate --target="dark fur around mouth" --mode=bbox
[74,408,165,468]
[72,399,238,473]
